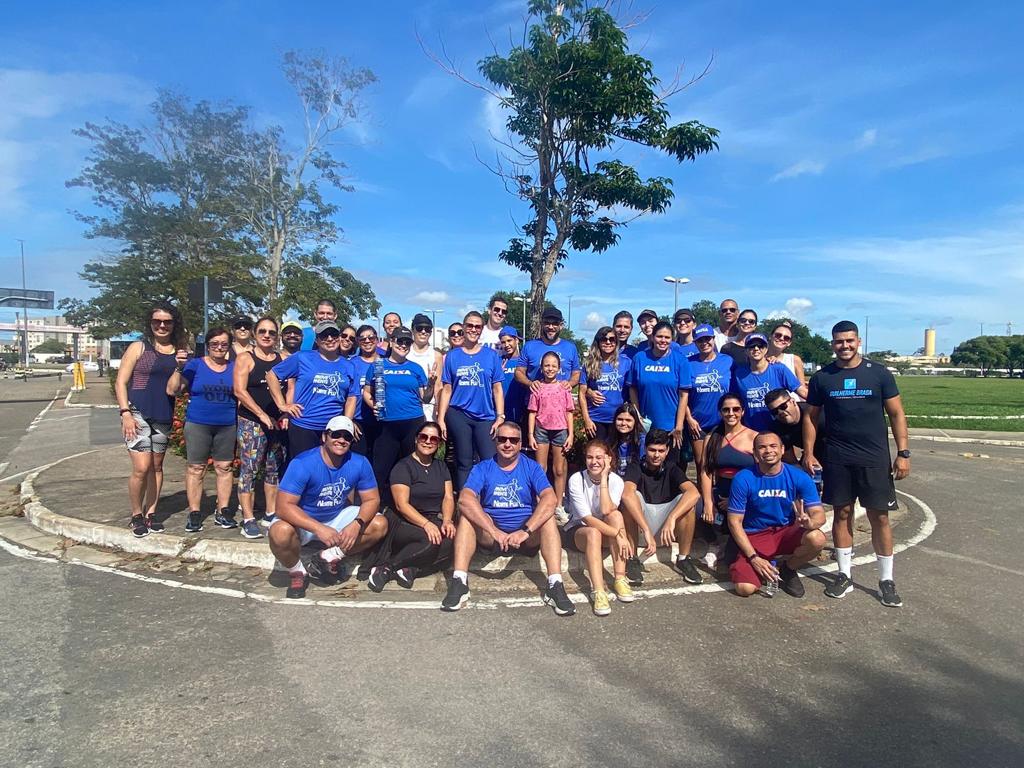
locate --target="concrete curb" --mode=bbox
[63,390,118,409]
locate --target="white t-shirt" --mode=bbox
[407,344,438,419]
[478,325,502,352]
[566,470,624,529]
[713,328,734,351]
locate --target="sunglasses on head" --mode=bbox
[327,429,353,441]
[495,435,521,445]
[417,433,440,445]
[770,400,792,415]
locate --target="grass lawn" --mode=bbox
[897,376,1024,432]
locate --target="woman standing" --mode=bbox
[363,326,434,500]
[580,326,629,441]
[365,421,456,592]
[408,314,444,420]
[498,326,528,427]
[115,301,189,538]
[720,309,759,367]
[628,321,691,451]
[167,327,237,533]
[767,320,806,399]
[685,324,734,474]
[349,324,382,458]
[437,311,505,489]
[229,315,254,359]
[233,316,284,538]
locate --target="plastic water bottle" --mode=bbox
[373,358,386,418]
[812,464,823,495]
[762,559,779,598]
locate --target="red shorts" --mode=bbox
[729,524,806,587]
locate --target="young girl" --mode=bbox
[527,351,575,513]
[606,402,646,476]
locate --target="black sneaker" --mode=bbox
[824,572,854,599]
[306,553,340,585]
[778,564,805,598]
[184,511,203,533]
[213,508,237,529]
[676,556,702,584]
[367,565,393,593]
[626,556,644,585]
[441,578,470,612]
[129,515,150,538]
[394,567,416,589]
[145,516,165,533]
[542,580,576,616]
[286,571,308,599]
[878,580,903,608]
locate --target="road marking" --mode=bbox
[916,545,1024,577]
[0,449,100,485]
[26,390,61,432]
[911,435,1024,448]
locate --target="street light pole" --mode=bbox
[17,239,28,368]
[422,308,443,329]
[662,276,691,316]
[567,295,573,332]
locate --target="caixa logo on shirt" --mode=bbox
[644,364,671,373]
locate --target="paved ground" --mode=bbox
[1,377,1022,767]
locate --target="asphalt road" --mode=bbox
[1,379,1022,767]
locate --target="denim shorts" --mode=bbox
[534,427,568,446]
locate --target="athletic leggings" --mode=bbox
[236,417,285,493]
[387,513,454,572]
[352,413,381,459]
[372,416,425,502]
[287,422,323,460]
[445,408,497,490]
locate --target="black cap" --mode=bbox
[541,307,563,323]
[673,308,695,323]
[392,325,414,343]
[411,313,433,329]
[637,308,658,322]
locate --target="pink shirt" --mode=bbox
[527,382,575,431]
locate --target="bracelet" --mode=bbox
[746,552,759,563]
[354,518,368,532]
[119,408,131,415]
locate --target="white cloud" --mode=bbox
[579,311,606,331]
[855,128,878,149]
[0,69,152,131]
[767,297,815,320]
[413,290,450,303]
[770,159,826,182]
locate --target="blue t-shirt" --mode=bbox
[637,339,687,355]
[300,326,315,351]
[676,341,699,357]
[687,353,734,430]
[502,355,529,426]
[348,355,374,421]
[182,358,236,426]
[730,363,801,432]
[442,347,504,420]
[627,349,693,431]
[517,338,581,382]
[279,447,377,523]
[581,355,631,423]
[620,343,639,360]
[272,351,355,430]
[727,463,821,533]
[464,456,553,532]
[377,359,428,421]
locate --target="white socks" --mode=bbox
[547,574,563,587]
[289,560,307,575]
[453,570,468,585]
[321,546,345,562]
[836,547,853,577]
[876,554,894,582]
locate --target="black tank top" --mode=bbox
[128,341,177,423]
[238,351,282,422]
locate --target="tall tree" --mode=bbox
[432,0,717,336]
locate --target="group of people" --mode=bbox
[115,295,911,615]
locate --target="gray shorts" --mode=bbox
[184,421,236,464]
[534,426,568,446]
[125,409,171,454]
[637,493,683,538]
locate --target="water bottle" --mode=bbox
[812,464,823,495]
[762,559,779,598]
[373,358,386,418]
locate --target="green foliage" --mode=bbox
[689,299,719,326]
[475,0,717,335]
[951,335,1024,376]
[31,339,68,354]
[756,316,832,367]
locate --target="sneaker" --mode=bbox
[612,577,635,603]
[778,564,805,598]
[625,556,644,585]
[129,515,150,538]
[824,572,854,599]
[239,519,262,539]
[367,565,393,593]
[878,580,903,608]
[286,571,308,599]
[184,511,204,533]
[542,580,576,616]
[145,516,164,533]
[213,508,237,529]
[441,577,470,611]
[553,506,570,527]
[259,513,277,528]
[676,556,702,584]
[394,567,416,589]
[306,552,340,585]
[592,590,611,616]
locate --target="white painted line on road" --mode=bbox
[915,545,1024,577]
[0,488,940,611]
[26,390,61,432]
[0,449,100,486]
[911,435,1024,448]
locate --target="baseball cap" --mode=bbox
[673,308,695,323]
[280,321,302,334]
[324,415,355,435]
[693,323,715,340]
[637,308,658,322]
[230,315,254,329]
[411,313,432,329]
[314,320,340,335]
[499,325,520,339]
[541,307,563,323]
[745,333,769,347]
[392,325,414,344]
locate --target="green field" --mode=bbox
[896,376,1024,432]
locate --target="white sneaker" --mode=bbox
[554,506,570,527]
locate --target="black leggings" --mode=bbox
[372,416,425,502]
[387,516,454,572]
[287,422,323,460]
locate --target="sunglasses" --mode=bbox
[394,337,413,346]
[358,335,377,343]
[256,329,278,337]
[318,331,341,340]
[675,317,694,324]
[207,342,229,350]
[150,318,174,327]
[417,434,440,445]
[719,307,738,314]
[696,336,714,344]
[600,336,617,343]
[449,330,464,337]
[464,323,483,330]
[738,317,757,325]
[747,343,768,351]
[720,406,743,413]
[327,430,353,442]
[492,307,508,315]
[773,333,792,342]
[340,333,355,341]
[233,324,253,331]
[770,401,793,415]
[414,326,431,333]
[495,435,521,445]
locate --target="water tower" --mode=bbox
[924,328,936,357]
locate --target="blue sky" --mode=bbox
[1,0,1021,353]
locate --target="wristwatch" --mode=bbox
[897,450,911,459]
[519,522,531,535]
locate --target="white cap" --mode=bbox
[325,415,355,434]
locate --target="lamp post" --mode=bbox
[421,308,444,329]
[567,295,573,331]
[662,276,690,316]
[16,239,28,368]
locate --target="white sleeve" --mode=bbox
[607,473,624,508]
[566,472,593,519]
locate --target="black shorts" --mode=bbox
[823,463,898,512]
[561,524,587,553]
[485,540,541,558]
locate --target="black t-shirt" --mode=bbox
[389,456,451,516]
[807,359,899,467]
[720,342,749,368]
[624,460,687,505]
